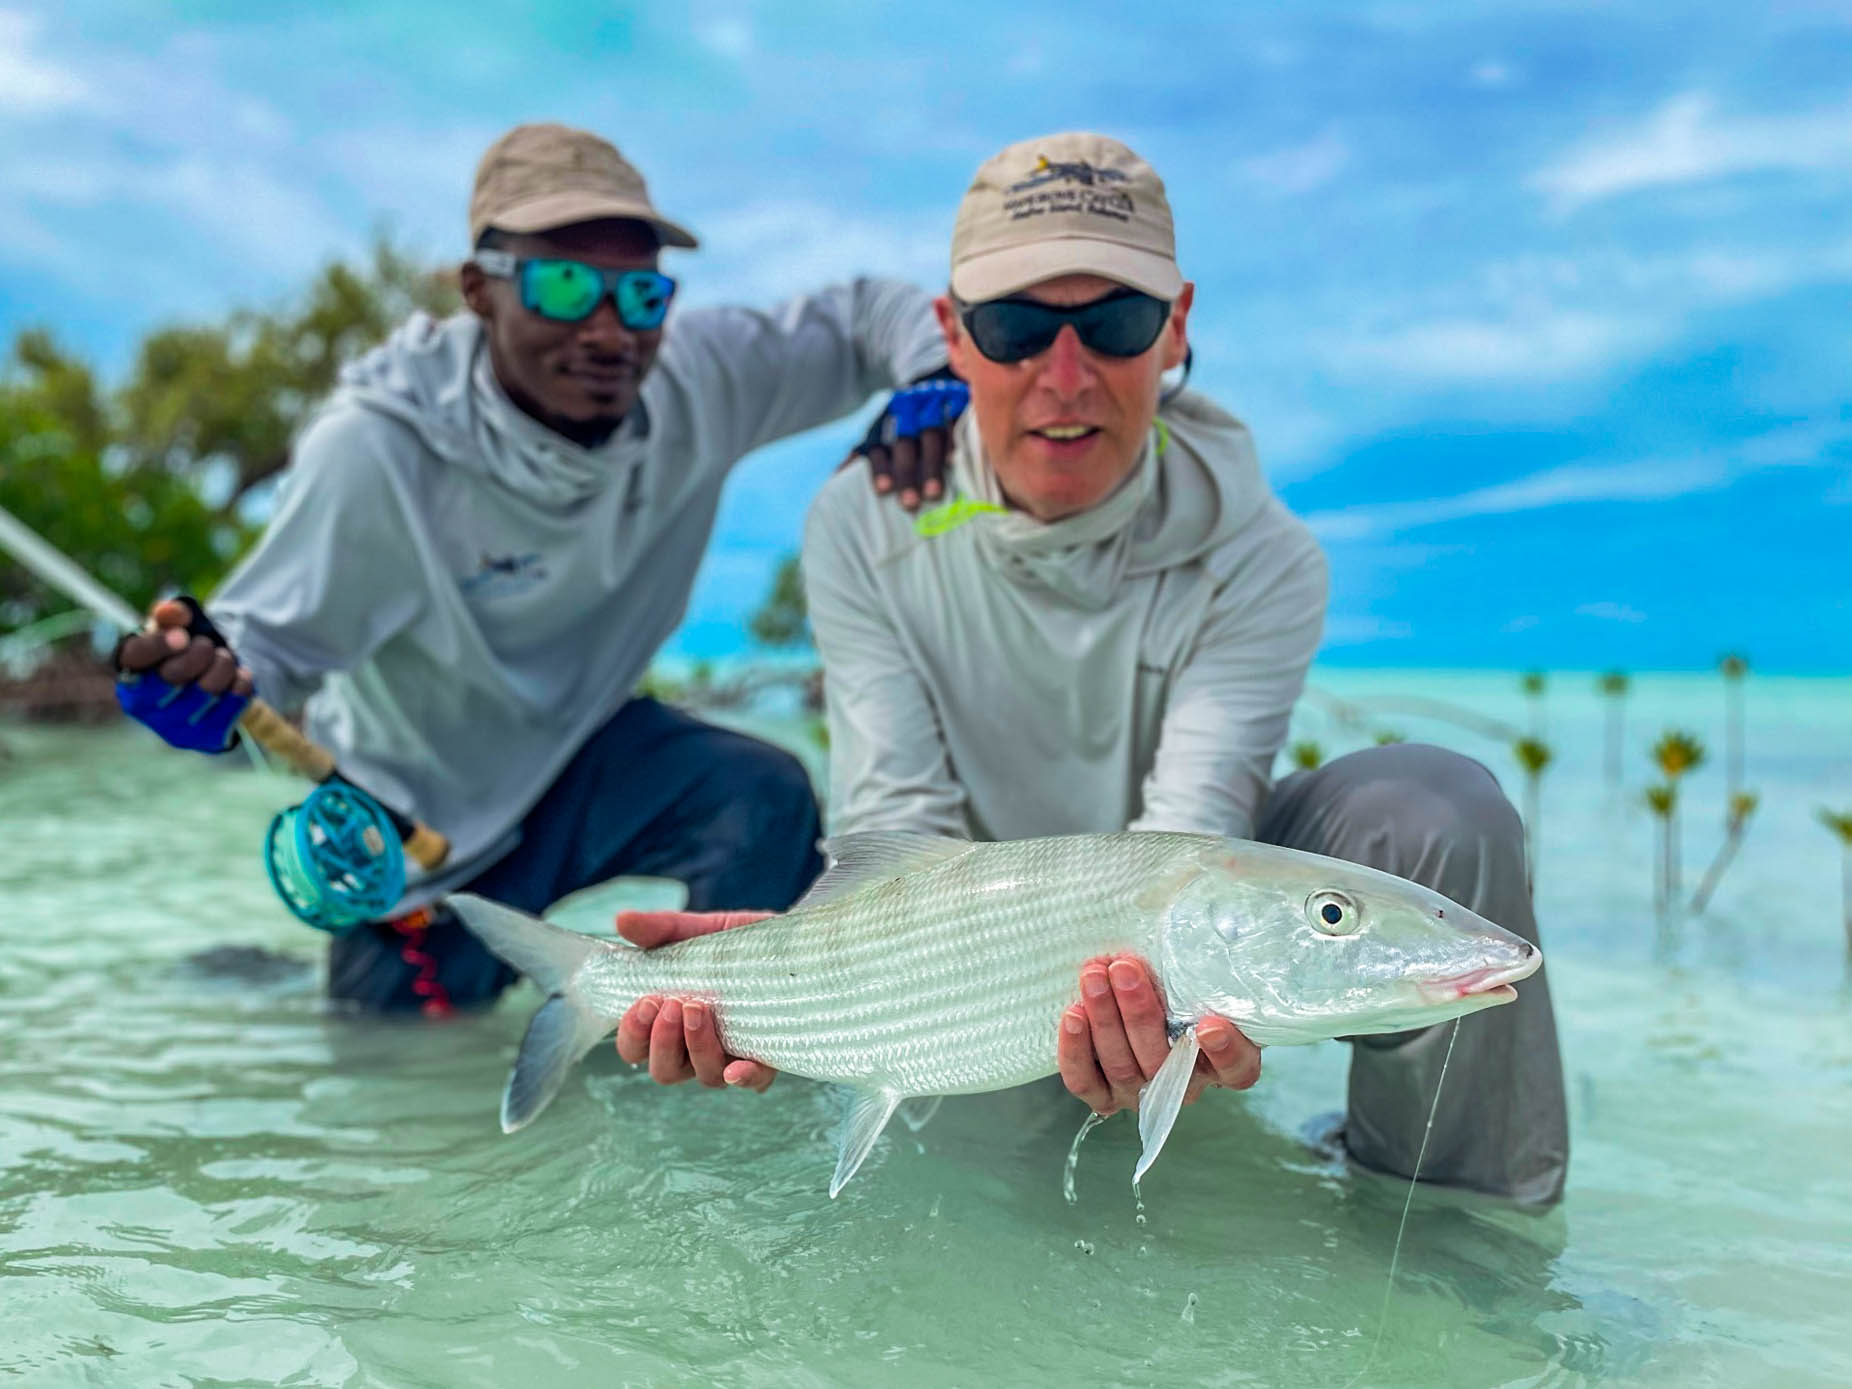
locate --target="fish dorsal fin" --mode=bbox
[1133,1026,1201,1185]
[831,1087,903,1198]
[794,832,974,911]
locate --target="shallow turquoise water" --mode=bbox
[2,672,1848,1387]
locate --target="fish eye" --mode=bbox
[1306,890,1360,936]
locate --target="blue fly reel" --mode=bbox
[264,780,406,932]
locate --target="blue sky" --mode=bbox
[1,1,1847,671]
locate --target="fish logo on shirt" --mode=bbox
[460,551,549,598]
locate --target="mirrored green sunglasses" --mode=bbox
[475,250,677,330]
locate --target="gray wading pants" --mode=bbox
[1256,742,1569,1206]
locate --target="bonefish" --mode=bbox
[448,830,1540,1196]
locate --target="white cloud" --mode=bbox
[1576,601,1646,623]
[1321,614,1413,646]
[1334,308,1653,383]
[1235,130,1350,197]
[0,9,91,115]
[1469,60,1513,88]
[695,18,753,60]
[684,200,949,307]
[1303,420,1852,543]
[1531,92,1852,213]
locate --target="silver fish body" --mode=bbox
[449,829,1539,1194]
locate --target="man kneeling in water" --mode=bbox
[619,133,1568,1206]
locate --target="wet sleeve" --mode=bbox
[1129,508,1328,839]
[206,409,429,712]
[674,278,946,463]
[802,485,969,838]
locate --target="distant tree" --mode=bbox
[117,236,459,506]
[1820,809,1852,953]
[748,552,810,648]
[1372,728,1405,745]
[1290,740,1323,771]
[1649,731,1706,902]
[1597,670,1629,788]
[1718,653,1749,820]
[1644,783,1677,915]
[0,235,456,639]
[1512,737,1553,890]
[1520,669,1547,738]
[1690,791,1759,915]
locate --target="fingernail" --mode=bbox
[685,1001,707,1030]
[875,477,892,492]
[636,1000,659,1027]
[1083,971,1110,999]
[1108,960,1142,992]
[924,480,942,497]
[660,999,681,1026]
[1063,1012,1085,1034]
[165,629,187,650]
[1203,1026,1232,1052]
[901,490,919,508]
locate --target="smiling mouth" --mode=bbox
[1028,424,1099,444]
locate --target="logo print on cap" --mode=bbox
[1002,154,1135,226]
[1007,155,1131,193]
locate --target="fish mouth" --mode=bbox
[1419,957,1539,1005]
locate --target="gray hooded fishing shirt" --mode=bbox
[803,391,1328,841]
[209,283,943,899]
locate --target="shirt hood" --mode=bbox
[332,311,646,508]
[947,388,1272,609]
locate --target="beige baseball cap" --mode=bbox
[950,132,1181,303]
[469,122,698,250]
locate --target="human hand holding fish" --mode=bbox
[613,914,1261,1112]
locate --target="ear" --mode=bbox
[933,294,972,381]
[1159,282,1194,372]
[459,261,495,320]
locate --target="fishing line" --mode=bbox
[1341,1017,1462,1389]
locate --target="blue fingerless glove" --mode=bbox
[113,595,250,754]
[886,370,970,440]
[116,674,251,753]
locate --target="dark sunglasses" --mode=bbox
[957,289,1171,364]
[474,249,677,330]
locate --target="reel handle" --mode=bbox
[174,596,451,873]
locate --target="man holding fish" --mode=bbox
[617,133,1569,1206]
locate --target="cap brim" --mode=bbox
[951,237,1182,302]
[488,190,699,249]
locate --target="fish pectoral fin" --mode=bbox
[831,1087,903,1198]
[899,1095,944,1133]
[1133,1026,1201,1186]
[794,832,975,910]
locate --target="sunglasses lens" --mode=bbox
[522,260,603,321]
[964,293,1169,363]
[617,271,675,330]
[964,302,1061,362]
[1076,294,1170,357]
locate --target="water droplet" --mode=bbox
[1073,1239,1094,1256]
[1181,1291,1198,1324]
[1062,1111,1106,1205]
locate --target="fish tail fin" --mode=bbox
[446,893,614,1132]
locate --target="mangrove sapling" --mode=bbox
[1719,654,1748,822]
[1650,731,1706,901]
[1512,737,1553,891]
[1597,670,1629,788]
[1690,792,1759,915]
[1645,784,1677,915]
[1290,740,1324,771]
[1373,729,1406,746]
[1820,810,1852,952]
[1520,670,1547,739]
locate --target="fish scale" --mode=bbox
[573,832,1200,1094]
